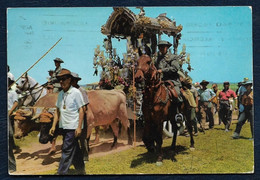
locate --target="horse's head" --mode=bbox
[17,73,29,91]
[17,73,37,92]
[135,55,154,82]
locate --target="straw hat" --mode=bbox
[71,72,82,81]
[57,68,71,77]
[54,57,64,63]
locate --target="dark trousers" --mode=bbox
[8,118,16,172]
[8,135,16,172]
[58,129,85,175]
[80,118,88,161]
[219,103,232,130]
[191,108,198,133]
[234,107,253,138]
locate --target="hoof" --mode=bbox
[190,147,195,151]
[84,156,89,162]
[156,161,163,166]
[111,144,117,149]
[171,156,177,162]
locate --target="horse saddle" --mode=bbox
[165,80,178,99]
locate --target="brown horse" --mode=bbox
[135,54,194,165]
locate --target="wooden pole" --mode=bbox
[9,37,62,88]
[133,64,136,148]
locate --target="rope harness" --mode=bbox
[19,75,46,106]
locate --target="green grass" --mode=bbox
[38,122,254,175]
[209,83,238,92]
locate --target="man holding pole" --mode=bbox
[50,57,64,93]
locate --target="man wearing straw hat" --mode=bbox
[49,68,86,175]
[197,80,216,130]
[155,40,183,102]
[50,58,64,93]
[232,80,253,140]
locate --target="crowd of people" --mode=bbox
[7,41,254,175]
[186,78,253,140]
[153,40,253,140]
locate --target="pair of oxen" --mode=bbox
[12,77,132,161]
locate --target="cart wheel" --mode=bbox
[163,120,186,137]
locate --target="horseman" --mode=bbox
[50,57,64,93]
[155,40,183,104]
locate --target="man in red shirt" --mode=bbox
[218,81,237,132]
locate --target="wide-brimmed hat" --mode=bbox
[48,70,54,73]
[157,40,172,48]
[57,68,71,77]
[54,58,64,63]
[71,72,82,81]
[242,80,253,86]
[223,81,230,85]
[200,80,209,85]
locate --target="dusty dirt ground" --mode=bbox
[11,112,239,175]
[11,127,144,175]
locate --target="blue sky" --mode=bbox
[7,7,252,85]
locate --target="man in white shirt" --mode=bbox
[49,68,86,175]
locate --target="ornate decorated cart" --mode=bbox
[93,7,192,137]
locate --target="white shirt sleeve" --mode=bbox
[74,90,85,109]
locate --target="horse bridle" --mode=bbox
[136,59,170,106]
[19,74,44,105]
[20,74,29,91]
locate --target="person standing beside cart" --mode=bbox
[49,68,86,175]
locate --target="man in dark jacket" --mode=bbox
[155,40,183,102]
